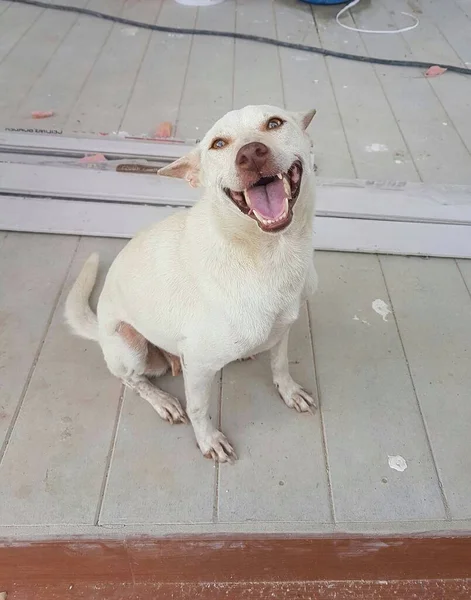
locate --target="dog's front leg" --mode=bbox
[183,363,237,463]
[270,329,317,414]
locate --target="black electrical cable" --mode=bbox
[6,0,471,76]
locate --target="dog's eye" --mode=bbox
[211,138,227,150]
[267,118,283,130]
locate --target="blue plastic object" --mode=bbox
[300,0,346,5]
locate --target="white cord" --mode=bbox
[336,0,419,34]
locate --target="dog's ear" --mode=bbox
[291,109,317,131]
[158,150,201,188]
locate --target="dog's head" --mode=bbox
[159,105,316,233]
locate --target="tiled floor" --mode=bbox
[1,0,471,539]
[0,0,471,183]
[0,232,470,538]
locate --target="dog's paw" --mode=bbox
[275,378,317,414]
[199,430,237,464]
[152,392,188,425]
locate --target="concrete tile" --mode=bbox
[381,255,471,518]
[100,373,218,525]
[457,259,471,293]
[0,233,78,448]
[121,0,196,136]
[65,0,161,135]
[313,5,420,182]
[0,237,124,525]
[176,0,235,140]
[353,0,471,185]
[18,0,130,130]
[233,0,284,108]
[218,304,332,523]
[309,252,446,522]
[273,0,356,179]
[0,1,87,124]
[0,2,43,66]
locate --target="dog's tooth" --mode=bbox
[243,189,252,207]
[277,173,283,179]
[283,177,291,198]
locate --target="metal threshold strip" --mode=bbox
[1,131,471,258]
[0,130,195,162]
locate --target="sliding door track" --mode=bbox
[1,131,471,257]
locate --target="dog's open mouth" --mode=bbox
[225,160,303,232]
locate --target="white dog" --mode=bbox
[65,105,318,463]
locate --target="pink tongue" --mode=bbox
[246,178,286,219]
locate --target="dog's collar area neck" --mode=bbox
[224,160,303,233]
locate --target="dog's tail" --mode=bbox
[64,253,100,341]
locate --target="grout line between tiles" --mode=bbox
[118,0,164,132]
[0,235,81,466]
[348,10,423,183]
[0,5,46,68]
[3,515,471,528]
[377,254,452,521]
[425,3,470,65]
[378,0,471,161]
[212,370,223,523]
[0,2,10,17]
[94,384,126,526]
[310,7,358,180]
[0,232,9,252]
[272,1,286,110]
[14,0,88,120]
[306,298,336,524]
[63,0,128,133]
[455,259,471,301]
[173,7,197,137]
[230,0,237,111]
[453,0,471,24]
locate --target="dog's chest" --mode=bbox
[224,252,308,354]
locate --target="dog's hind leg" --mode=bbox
[101,322,187,424]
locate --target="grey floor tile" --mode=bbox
[0,237,124,525]
[100,373,218,525]
[65,0,161,136]
[381,255,471,519]
[233,0,284,108]
[309,252,446,522]
[120,0,196,137]
[313,5,421,182]
[0,3,43,67]
[0,1,87,125]
[17,0,129,131]
[367,0,471,184]
[175,0,235,140]
[0,233,78,448]
[274,1,356,180]
[218,305,332,524]
[457,259,471,293]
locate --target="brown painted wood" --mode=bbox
[8,580,471,600]
[127,535,471,582]
[1,534,471,599]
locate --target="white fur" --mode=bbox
[65,252,99,341]
[65,105,318,462]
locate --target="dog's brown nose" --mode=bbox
[236,142,269,172]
